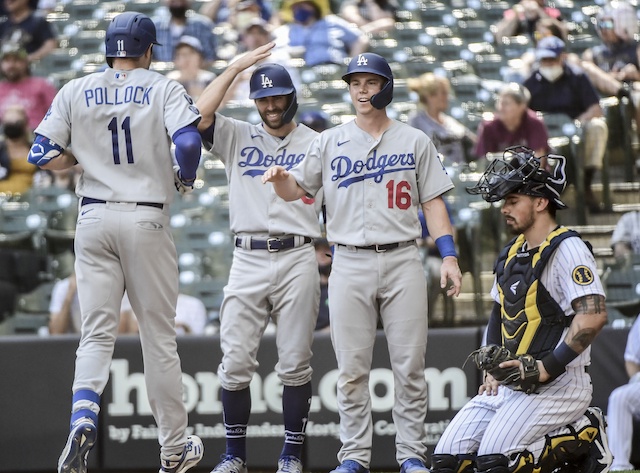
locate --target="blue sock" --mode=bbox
[222,387,251,461]
[70,389,100,428]
[280,382,312,459]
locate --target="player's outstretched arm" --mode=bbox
[196,42,275,131]
[262,165,307,201]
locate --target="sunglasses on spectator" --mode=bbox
[599,20,614,30]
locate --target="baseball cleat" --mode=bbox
[58,417,97,473]
[400,458,430,473]
[159,435,204,473]
[583,406,613,473]
[329,460,370,473]
[276,455,304,473]
[210,454,248,473]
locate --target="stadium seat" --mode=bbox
[602,255,640,317]
[0,202,45,250]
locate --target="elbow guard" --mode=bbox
[172,126,201,182]
[28,134,64,166]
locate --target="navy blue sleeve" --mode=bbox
[485,302,502,345]
[172,125,201,182]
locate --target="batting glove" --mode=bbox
[173,165,195,195]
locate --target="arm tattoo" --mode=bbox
[568,294,607,352]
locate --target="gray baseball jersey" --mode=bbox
[288,118,453,467]
[204,112,322,237]
[436,236,604,459]
[289,119,453,245]
[35,67,200,452]
[36,68,200,204]
[202,112,321,390]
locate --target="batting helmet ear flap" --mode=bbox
[249,63,298,124]
[342,53,394,109]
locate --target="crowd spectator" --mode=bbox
[524,36,608,213]
[611,210,640,262]
[199,0,272,27]
[407,72,477,166]
[174,292,208,335]
[48,271,137,335]
[339,0,398,35]
[0,0,57,62]
[581,0,640,143]
[299,109,330,132]
[221,18,301,106]
[607,314,640,471]
[153,0,217,64]
[166,35,216,100]
[0,103,36,194]
[0,42,57,131]
[273,0,369,67]
[493,0,565,44]
[473,82,549,161]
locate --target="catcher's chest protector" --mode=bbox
[495,227,579,357]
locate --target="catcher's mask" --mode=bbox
[466,145,568,210]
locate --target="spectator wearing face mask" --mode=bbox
[0,103,36,194]
[523,36,608,213]
[152,0,218,65]
[273,0,369,67]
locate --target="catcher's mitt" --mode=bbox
[464,344,541,394]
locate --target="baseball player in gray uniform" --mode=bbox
[608,314,640,471]
[430,146,612,473]
[262,53,462,473]
[195,43,321,473]
[27,12,203,473]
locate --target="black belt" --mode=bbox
[81,197,164,209]
[338,241,413,252]
[235,236,312,252]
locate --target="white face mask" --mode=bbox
[538,65,563,82]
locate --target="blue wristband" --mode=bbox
[541,341,580,381]
[435,234,457,258]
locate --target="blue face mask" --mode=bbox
[293,7,314,23]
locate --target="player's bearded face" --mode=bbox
[501,194,536,234]
[256,95,289,129]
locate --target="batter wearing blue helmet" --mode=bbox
[29,11,203,473]
[196,43,322,473]
[263,52,462,473]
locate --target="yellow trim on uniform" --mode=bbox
[532,226,568,267]
[500,281,543,355]
[504,234,525,269]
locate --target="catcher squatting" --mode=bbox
[430,146,613,473]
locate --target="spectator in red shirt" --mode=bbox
[473,82,549,161]
[0,42,57,130]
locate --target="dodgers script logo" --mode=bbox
[238,146,304,176]
[261,74,273,89]
[331,149,415,188]
[357,54,368,66]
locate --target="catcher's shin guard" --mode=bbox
[475,454,510,473]
[430,454,475,473]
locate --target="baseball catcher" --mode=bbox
[429,146,612,473]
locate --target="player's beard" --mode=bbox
[505,208,535,235]
[259,108,286,130]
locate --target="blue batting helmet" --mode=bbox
[249,63,298,124]
[105,12,160,65]
[342,53,394,109]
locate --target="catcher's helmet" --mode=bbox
[249,63,298,124]
[105,12,160,64]
[342,53,394,109]
[466,146,568,209]
[596,0,638,41]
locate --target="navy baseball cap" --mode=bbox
[535,36,565,60]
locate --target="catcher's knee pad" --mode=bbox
[430,454,475,473]
[475,454,510,473]
[544,427,589,465]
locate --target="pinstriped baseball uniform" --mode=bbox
[607,315,640,471]
[435,233,604,459]
[202,112,322,389]
[35,67,201,450]
[289,119,453,467]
